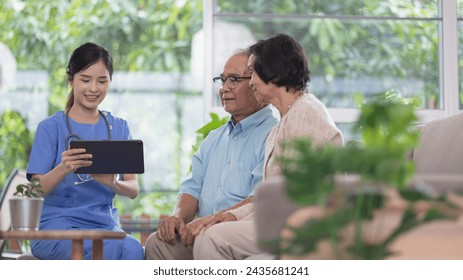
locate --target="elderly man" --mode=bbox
[144,49,279,260]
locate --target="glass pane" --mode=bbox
[459,0,463,17]
[216,0,439,18]
[458,0,463,109]
[336,123,358,144]
[459,21,463,109]
[212,17,440,109]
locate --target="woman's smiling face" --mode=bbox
[70,60,110,111]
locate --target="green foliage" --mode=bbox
[14,177,44,198]
[0,0,203,112]
[278,93,458,259]
[281,191,385,257]
[0,110,33,188]
[282,94,420,206]
[349,93,420,187]
[190,112,228,158]
[1,0,202,72]
[216,0,440,108]
[115,191,178,219]
[354,92,420,152]
[280,188,457,259]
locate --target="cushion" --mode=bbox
[413,112,463,174]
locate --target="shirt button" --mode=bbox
[227,160,231,164]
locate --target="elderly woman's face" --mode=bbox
[247,54,270,104]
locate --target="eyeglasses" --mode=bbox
[212,76,251,90]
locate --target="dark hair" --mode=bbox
[65,42,113,110]
[249,34,310,91]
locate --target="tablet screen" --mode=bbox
[69,140,144,174]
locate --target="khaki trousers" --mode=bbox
[144,231,193,260]
[193,220,273,260]
[144,221,275,260]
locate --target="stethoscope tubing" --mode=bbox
[64,109,112,185]
[64,109,112,148]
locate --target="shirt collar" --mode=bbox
[226,105,276,137]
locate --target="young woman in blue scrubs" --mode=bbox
[26,42,144,260]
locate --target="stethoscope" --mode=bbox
[65,110,112,185]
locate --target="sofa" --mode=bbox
[254,112,463,259]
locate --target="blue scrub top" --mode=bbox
[27,110,131,230]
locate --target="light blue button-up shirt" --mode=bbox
[180,105,279,217]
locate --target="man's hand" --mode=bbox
[178,217,207,247]
[178,212,238,247]
[156,216,185,245]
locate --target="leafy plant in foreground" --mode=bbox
[277,94,459,259]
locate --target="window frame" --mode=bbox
[203,0,460,125]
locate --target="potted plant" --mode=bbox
[276,94,460,259]
[9,177,44,231]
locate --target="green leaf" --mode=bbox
[398,189,431,202]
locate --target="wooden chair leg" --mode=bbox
[92,240,103,260]
[71,240,84,260]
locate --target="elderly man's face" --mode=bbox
[218,54,264,123]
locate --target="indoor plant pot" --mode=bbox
[9,177,44,231]
[9,197,44,231]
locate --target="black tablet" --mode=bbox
[69,140,145,174]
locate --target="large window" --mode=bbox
[0,1,204,195]
[204,0,460,139]
[1,0,462,213]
